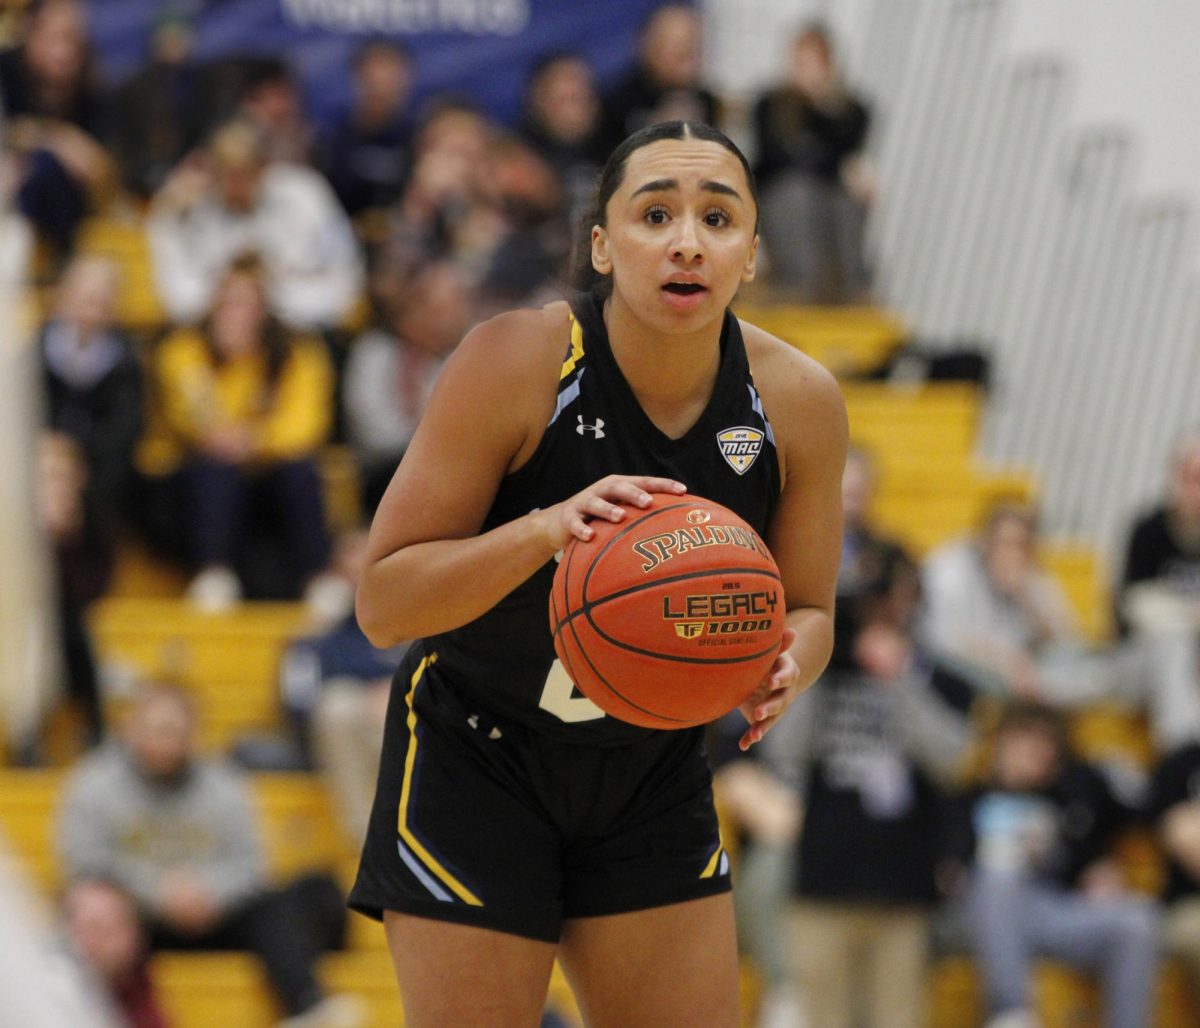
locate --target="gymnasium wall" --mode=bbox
[705,0,1200,554]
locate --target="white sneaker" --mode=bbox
[186,565,242,613]
[276,993,368,1028]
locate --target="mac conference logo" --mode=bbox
[716,426,763,475]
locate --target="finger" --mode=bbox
[627,477,687,495]
[583,495,628,523]
[569,515,595,542]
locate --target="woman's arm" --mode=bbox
[736,328,849,749]
[357,306,685,646]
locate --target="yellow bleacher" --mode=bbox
[13,292,1172,1024]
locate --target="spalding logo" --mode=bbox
[633,524,771,573]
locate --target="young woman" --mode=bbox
[350,120,848,1026]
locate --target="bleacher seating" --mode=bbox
[11,288,1179,1024]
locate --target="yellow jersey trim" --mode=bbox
[700,836,725,879]
[397,653,483,906]
[560,314,586,381]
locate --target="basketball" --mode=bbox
[549,493,787,729]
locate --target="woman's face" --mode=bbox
[211,273,266,358]
[592,138,758,334]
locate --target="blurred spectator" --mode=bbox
[36,431,106,752]
[57,685,362,1028]
[39,254,143,560]
[1119,429,1200,637]
[136,253,333,608]
[598,3,720,156]
[0,0,113,260]
[146,118,363,330]
[61,877,168,1028]
[518,52,604,231]
[279,528,407,843]
[109,6,202,199]
[317,39,413,224]
[344,260,472,513]
[947,701,1158,1028]
[752,22,873,303]
[1151,739,1200,1004]
[765,547,975,1028]
[236,58,313,165]
[707,719,800,1028]
[375,98,500,280]
[477,134,569,314]
[839,444,906,602]
[920,501,1200,750]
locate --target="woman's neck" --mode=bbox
[602,295,723,438]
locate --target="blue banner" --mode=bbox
[87,0,675,127]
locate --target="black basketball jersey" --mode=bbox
[423,290,782,745]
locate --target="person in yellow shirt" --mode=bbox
[142,252,334,609]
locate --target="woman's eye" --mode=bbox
[645,206,670,225]
[704,209,731,227]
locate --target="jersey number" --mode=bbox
[538,660,605,723]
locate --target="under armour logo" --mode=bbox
[576,416,606,438]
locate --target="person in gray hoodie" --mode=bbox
[57,684,361,1027]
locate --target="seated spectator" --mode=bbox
[0,0,113,262]
[1119,429,1200,637]
[920,501,1200,750]
[764,547,975,1028]
[317,39,414,224]
[476,135,569,314]
[236,58,314,166]
[598,3,720,156]
[374,98,500,279]
[61,877,168,1028]
[948,701,1158,1028]
[137,253,334,608]
[38,254,143,577]
[839,444,906,602]
[109,6,202,200]
[146,118,363,330]
[518,52,604,231]
[35,431,107,753]
[57,684,363,1028]
[344,260,473,513]
[1151,739,1200,1006]
[707,713,801,1028]
[752,22,873,303]
[279,528,408,843]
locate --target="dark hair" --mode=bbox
[570,120,759,293]
[994,699,1070,755]
[202,252,291,385]
[353,37,412,72]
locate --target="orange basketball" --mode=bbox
[549,493,786,729]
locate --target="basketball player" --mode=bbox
[350,120,848,1026]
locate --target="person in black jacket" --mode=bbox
[597,4,720,157]
[950,702,1158,1028]
[752,22,873,302]
[39,254,143,567]
[1119,430,1200,638]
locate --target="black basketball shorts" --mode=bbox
[348,648,732,942]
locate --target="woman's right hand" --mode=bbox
[534,475,687,552]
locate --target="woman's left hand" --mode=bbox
[736,628,799,751]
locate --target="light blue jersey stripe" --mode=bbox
[548,367,585,427]
[396,839,454,903]
[747,384,776,446]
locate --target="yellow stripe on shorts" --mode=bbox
[397,653,483,906]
